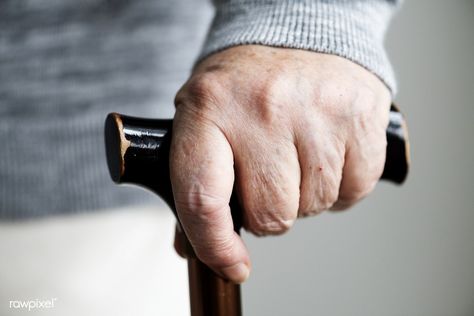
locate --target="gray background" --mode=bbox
[242,1,474,315]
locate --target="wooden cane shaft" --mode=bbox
[188,258,242,316]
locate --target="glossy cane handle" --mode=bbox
[105,103,409,228]
[104,114,243,229]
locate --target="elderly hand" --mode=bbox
[170,45,391,283]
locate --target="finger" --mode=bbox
[296,124,344,217]
[330,128,387,211]
[170,109,250,283]
[234,134,300,236]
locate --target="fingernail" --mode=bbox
[221,263,250,284]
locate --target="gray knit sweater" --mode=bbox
[0,0,399,219]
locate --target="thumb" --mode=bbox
[170,109,251,283]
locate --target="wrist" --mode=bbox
[201,0,400,95]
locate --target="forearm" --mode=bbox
[201,0,400,94]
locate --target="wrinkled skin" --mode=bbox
[170,45,391,283]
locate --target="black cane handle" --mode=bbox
[104,113,245,228]
[105,104,409,225]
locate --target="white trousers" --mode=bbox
[0,206,189,316]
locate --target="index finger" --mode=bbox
[170,108,250,284]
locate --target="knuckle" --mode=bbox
[241,172,299,236]
[245,198,297,236]
[314,187,339,214]
[299,204,326,218]
[251,79,288,126]
[319,187,339,210]
[302,184,339,215]
[174,190,237,268]
[176,72,224,108]
[340,179,377,205]
[250,218,294,237]
[174,191,226,221]
[253,79,278,106]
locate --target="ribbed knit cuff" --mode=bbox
[200,0,399,94]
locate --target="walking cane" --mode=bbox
[104,104,409,316]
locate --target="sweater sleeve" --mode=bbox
[200,0,401,94]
